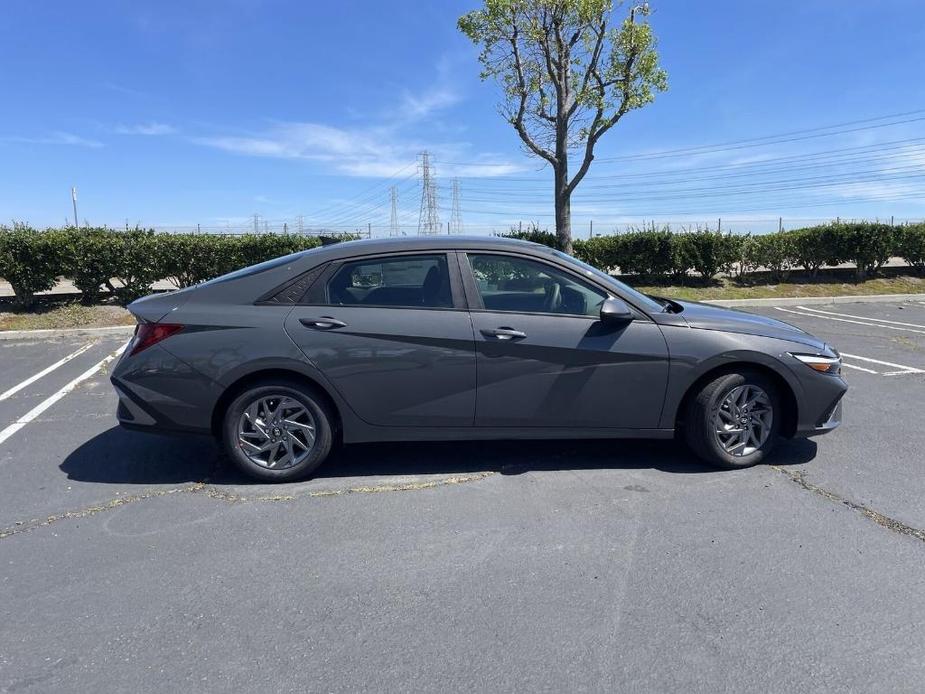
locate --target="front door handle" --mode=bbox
[300,317,347,330]
[481,327,526,340]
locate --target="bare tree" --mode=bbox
[459,0,667,252]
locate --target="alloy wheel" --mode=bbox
[713,384,773,457]
[237,395,316,469]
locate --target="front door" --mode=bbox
[285,252,476,427]
[462,252,669,430]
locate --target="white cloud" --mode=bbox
[1,131,103,148]
[194,123,526,179]
[193,119,523,179]
[191,65,524,179]
[396,86,461,121]
[115,121,176,135]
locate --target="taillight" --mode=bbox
[129,323,184,356]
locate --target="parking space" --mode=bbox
[1,303,925,691]
[745,301,925,532]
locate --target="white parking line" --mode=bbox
[0,345,125,446]
[795,305,925,330]
[774,307,925,335]
[840,352,925,376]
[840,362,878,374]
[0,342,96,401]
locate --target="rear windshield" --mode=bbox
[198,249,316,287]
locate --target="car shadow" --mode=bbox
[60,427,219,485]
[313,436,817,479]
[60,426,818,486]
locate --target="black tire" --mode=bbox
[684,370,781,469]
[222,380,333,482]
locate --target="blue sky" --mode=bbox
[2,0,925,234]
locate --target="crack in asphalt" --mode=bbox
[0,472,496,541]
[772,465,925,543]
[0,484,205,540]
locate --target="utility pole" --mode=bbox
[71,187,79,228]
[450,178,462,234]
[390,186,400,237]
[417,151,440,235]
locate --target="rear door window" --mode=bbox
[326,254,453,308]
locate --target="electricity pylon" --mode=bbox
[390,186,400,236]
[417,151,440,235]
[450,178,463,234]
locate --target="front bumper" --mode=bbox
[794,375,847,438]
[806,397,843,436]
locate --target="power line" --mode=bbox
[593,112,925,163]
[459,143,925,192]
[303,161,416,222]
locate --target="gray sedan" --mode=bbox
[111,236,846,481]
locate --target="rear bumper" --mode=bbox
[109,344,220,435]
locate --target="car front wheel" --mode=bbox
[222,381,333,482]
[685,370,780,469]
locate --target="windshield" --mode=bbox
[551,249,666,314]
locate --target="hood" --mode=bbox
[674,300,826,349]
[127,287,194,323]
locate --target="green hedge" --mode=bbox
[897,223,925,273]
[0,224,68,308]
[1,222,921,308]
[505,221,921,283]
[0,226,327,307]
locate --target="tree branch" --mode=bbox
[568,17,607,118]
[566,54,639,194]
[508,17,557,166]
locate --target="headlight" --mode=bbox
[790,353,842,375]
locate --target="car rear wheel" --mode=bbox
[685,370,780,469]
[222,381,333,482]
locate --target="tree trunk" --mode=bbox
[12,285,32,310]
[553,124,572,254]
[554,176,572,254]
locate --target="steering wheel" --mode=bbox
[543,281,561,312]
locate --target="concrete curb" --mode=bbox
[0,324,135,341]
[704,293,925,308]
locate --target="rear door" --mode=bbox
[461,252,669,430]
[284,251,476,427]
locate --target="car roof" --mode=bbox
[313,234,554,260]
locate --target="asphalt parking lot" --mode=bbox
[2,301,925,692]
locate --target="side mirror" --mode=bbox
[600,297,634,324]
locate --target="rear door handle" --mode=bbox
[480,327,526,340]
[300,317,347,330]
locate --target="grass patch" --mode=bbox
[634,268,924,302]
[0,302,135,331]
